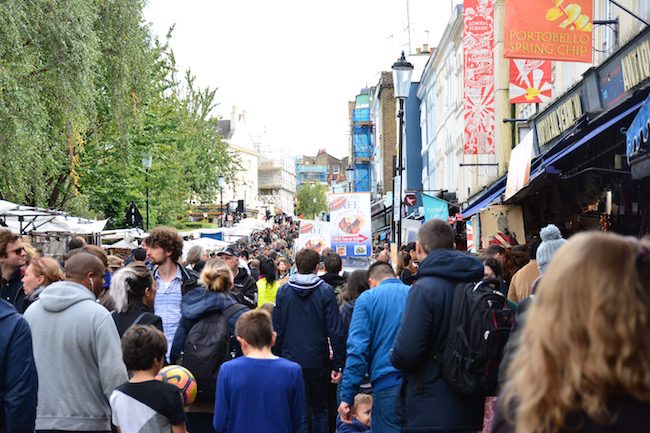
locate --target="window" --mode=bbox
[332,165,340,174]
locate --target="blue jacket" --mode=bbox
[340,278,409,404]
[391,248,486,432]
[170,287,248,363]
[336,416,370,433]
[0,300,38,433]
[272,274,344,370]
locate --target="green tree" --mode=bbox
[295,183,328,219]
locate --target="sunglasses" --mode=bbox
[9,247,25,255]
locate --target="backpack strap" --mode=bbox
[131,312,148,326]
[223,303,247,320]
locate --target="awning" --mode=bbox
[461,177,507,219]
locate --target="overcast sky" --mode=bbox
[144,0,459,159]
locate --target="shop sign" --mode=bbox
[598,58,630,111]
[504,0,593,63]
[329,193,372,257]
[505,130,534,200]
[463,0,496,155]
[509,59,552,104]
[626,94,650,177]
[621,37,650,92]
[296,220,331,256]
[535,91,583,147]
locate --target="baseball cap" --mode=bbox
[216,246,240,257]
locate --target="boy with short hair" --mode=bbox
[110,325,187,433]
[337,394,372,433]
[213,310,304,433]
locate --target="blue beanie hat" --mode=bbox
[536,224,567,274]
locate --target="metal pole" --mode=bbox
[220,188,223,228]
[145,169,150,231]
[397,98,405,248]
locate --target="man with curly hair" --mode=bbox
[145,226,199,358]
[0,230,27,313]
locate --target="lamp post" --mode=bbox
[218,175,225,227]
[345,164,355,192]
[142,153,153,231]
[392,50,414,248]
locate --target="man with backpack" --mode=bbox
[391,219,486,433]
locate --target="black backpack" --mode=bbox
[438,278,514,396]
[181,304,246,402]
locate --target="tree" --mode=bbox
[295,183,328,219]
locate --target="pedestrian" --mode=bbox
[107,255,125,274]
[213,310,305,433]
[277,257,291,282]
[337,394,372,433]
[320,253,347,299]
[257,258,280,307]
[273,248,345,433]
[391,219,486,433]
[185,245,208,271]
[0,298,38,433]
[169,258,248,433]
[24,252,128,433]
[111,325,187,433]
[339,270,370,342]
[21,256,64,305]
[507,238,541,303]
[145,226,200,357]
[492,232,650,432]
[110,262,163,337]
[396,252,416,285]
[338,261,410,433]
[217,246,258,309]
[0,230,27,313]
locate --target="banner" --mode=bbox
[509,59,552,104]
[504,0,593,63]
[505,130,535,200]
[466,219,474,252]
[422,194,450,221]
[329,193,372,257]
[296,220,331,255]
[463,0,496,154]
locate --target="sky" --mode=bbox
[144,0,460,159]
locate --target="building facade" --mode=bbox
[257,145,296,216]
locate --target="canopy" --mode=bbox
[0,200,108,235]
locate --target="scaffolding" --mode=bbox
[352,90,373,192]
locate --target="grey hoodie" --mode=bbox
[24,280,128,431]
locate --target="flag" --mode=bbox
[422,194,449,221]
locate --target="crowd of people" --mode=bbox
[1,218,650,433]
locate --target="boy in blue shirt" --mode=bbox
[213,310,304,433]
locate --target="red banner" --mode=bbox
[463,0,495,155]
[504,0,593,63]
[509,59,552,104]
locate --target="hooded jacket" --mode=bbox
[321,272,347,297]
[391,248,486,432]
[23,280,128,432]
[233,267,258,309]
[272,274,345,370]
[0,300,38,433]
[169,287,249,364]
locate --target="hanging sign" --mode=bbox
[463,0,496,155]
[509,59,552,104]
[296,220,331,255]
[330,193,372,257]
[505,130,534,200]
[504,0,593,63]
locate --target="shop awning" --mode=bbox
[461,177,507,218]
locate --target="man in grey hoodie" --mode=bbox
[24,252,128,433]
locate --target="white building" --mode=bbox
[257,144,296,216]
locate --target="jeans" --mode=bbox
[372,385,403,433]
[301,367,330,433]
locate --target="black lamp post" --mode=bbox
[392,50,414,248]
[218,175,225,227]
[345,164,355,192]
[142,153,153,231]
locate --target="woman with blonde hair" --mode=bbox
[492,232,650,433]
[169,258,249,432]
[22,256,64,305]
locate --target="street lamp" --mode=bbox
[142,153,153,231]
[392,50,414,248]
[345,165,355,192]
[218,175,225,227]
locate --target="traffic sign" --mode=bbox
[404,193,417,207]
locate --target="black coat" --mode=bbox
[1,270,26,314]
[112,305,163,338]
[391,248,486,432]
[233,268,257,309]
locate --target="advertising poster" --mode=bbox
[504,130,535,200]
[509,59,553,104]
[296,220,331,255]
[463,0,496,155]
[330,193,372,257]
[504,0,593,63]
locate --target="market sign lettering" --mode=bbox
[622,38,650,92]
[536,93,583,147]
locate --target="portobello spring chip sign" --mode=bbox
[504,0,593,63]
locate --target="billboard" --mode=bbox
[463,0,496,155]
[504,0,593,63]
[509,59,552,104]
[296,220,331,256]
[329,193,372,257]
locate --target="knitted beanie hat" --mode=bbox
[536,224,567,274]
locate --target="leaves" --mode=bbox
[295,183,328,219]
[0,0,236,228]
